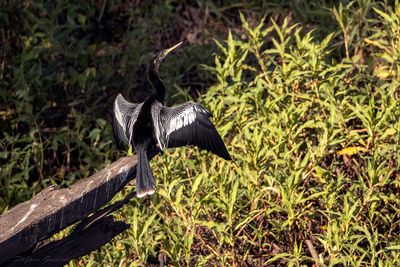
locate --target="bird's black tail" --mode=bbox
[136,148,156,198]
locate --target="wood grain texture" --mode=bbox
[0,155,138,264]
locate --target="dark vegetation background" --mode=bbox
[1,0,399,266]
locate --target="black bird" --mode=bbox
[113,42,231,198]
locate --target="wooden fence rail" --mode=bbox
[0,155,144,266]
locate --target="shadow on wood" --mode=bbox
[0,154,148,265]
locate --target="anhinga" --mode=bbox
[113,42,231,198]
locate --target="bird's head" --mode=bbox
[151,42,183,75]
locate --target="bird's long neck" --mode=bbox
[149,61,166,103]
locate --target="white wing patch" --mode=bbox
[166,106,197,136]
[151,102,165,149]
[151,102,212,149]
[154,118,164,149]
[113,93,142,145]
[114,98,127,131]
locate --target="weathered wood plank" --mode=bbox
[0,155,138,264]
[5,216,130,267]
[3,189,140,266]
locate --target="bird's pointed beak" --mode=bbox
[164,41,183,55]
[151,41,183,70]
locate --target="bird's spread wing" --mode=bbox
[113,93,143,147]
[152,101,231,160]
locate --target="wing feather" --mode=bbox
[154,102,231,160]
[113,93,143,147]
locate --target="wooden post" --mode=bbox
[0,155,140,266]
